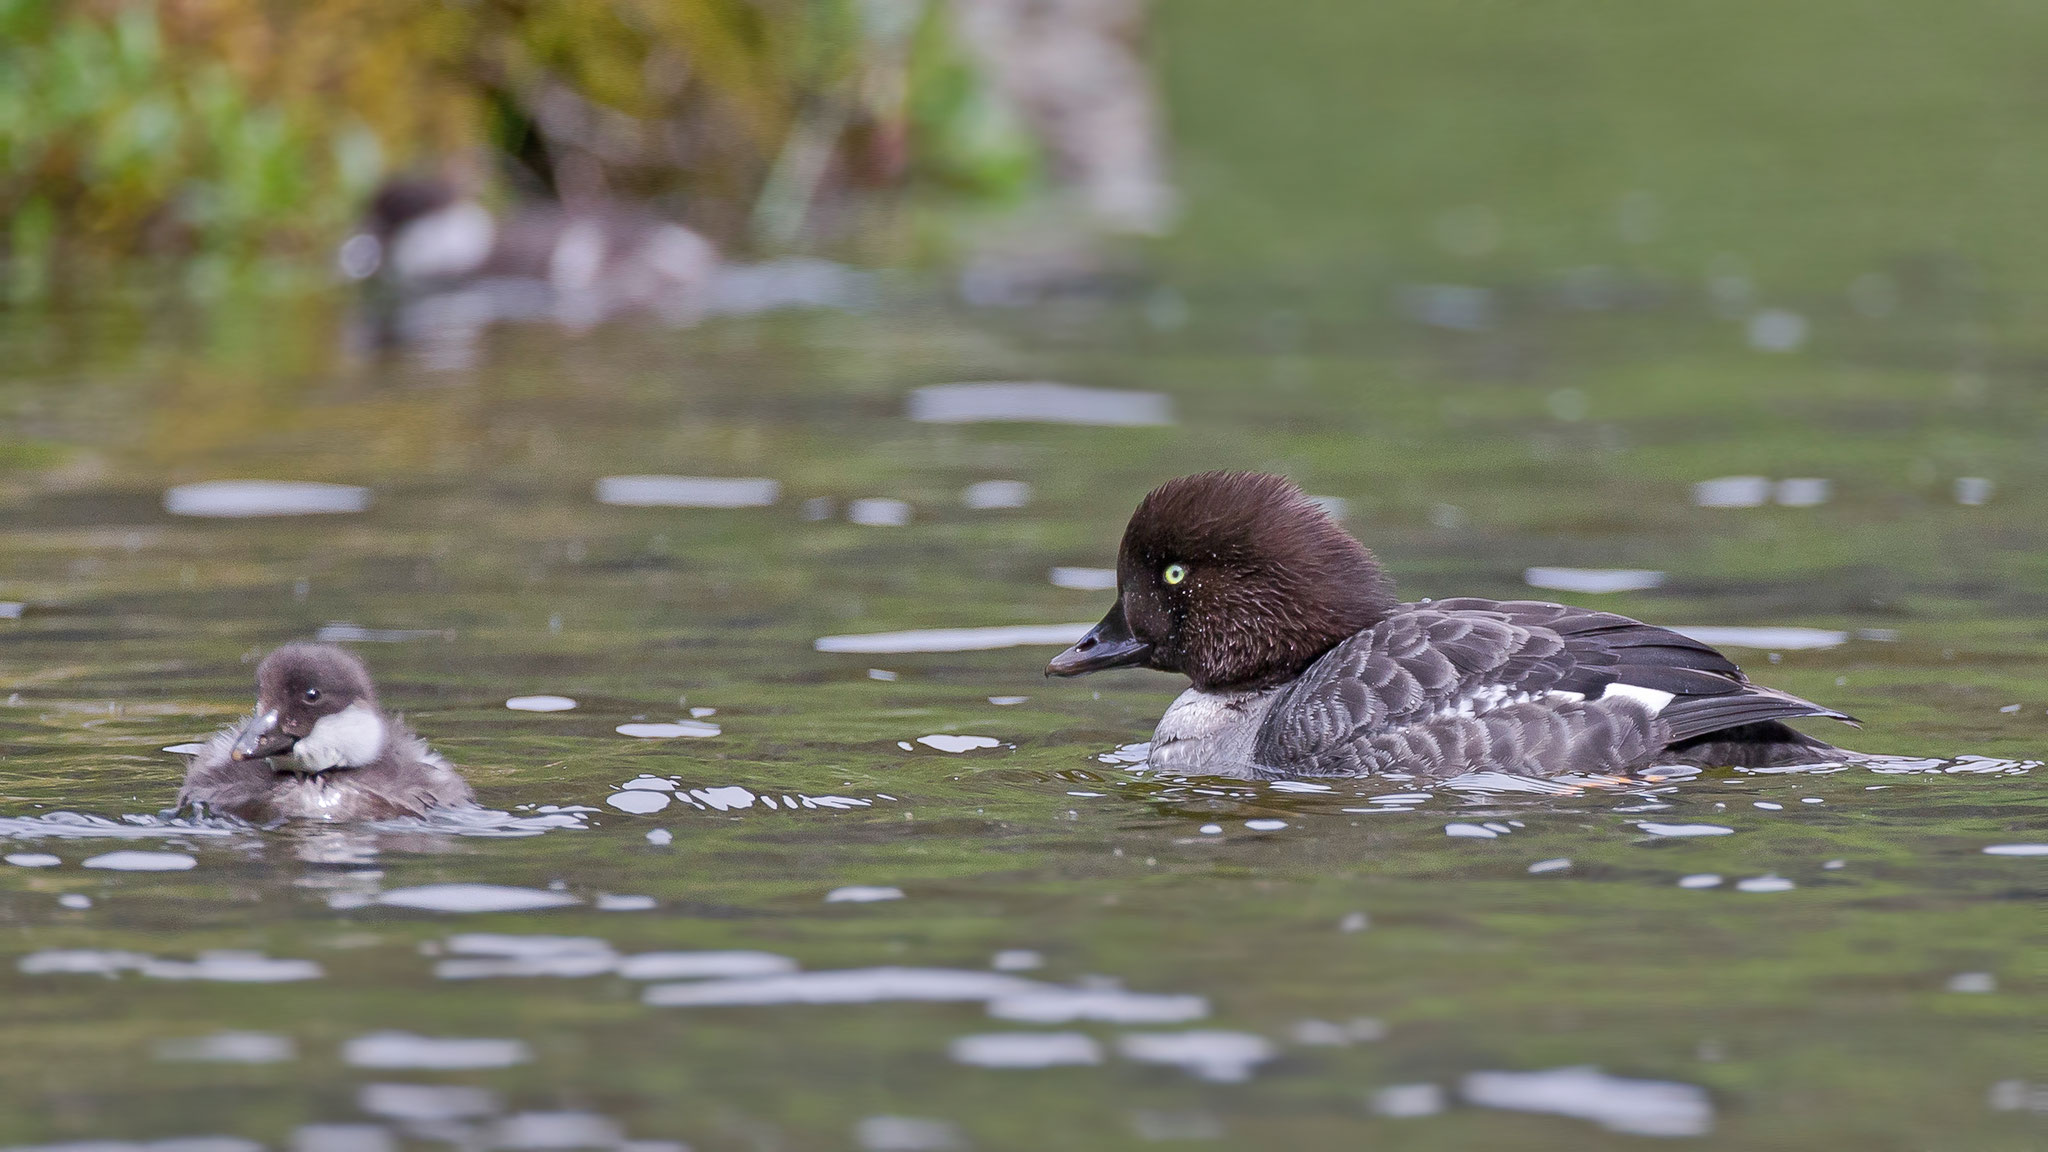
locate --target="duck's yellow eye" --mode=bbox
[1163,563,1187,585]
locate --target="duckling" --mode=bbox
[179,644,474,821]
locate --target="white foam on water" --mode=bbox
[358,1082,499,1121]
[826,885,904,903]
[18,949,154,975]
[1775,477,1831,506]
[1955,476,1994,506]
[1374,1083,1446,1118]
[292,1124,394,1152]
[1117,1031,1276,1083]
[164,480,370,518]
[1672,626,1848,650]
[916,734,1000,753]
[491,1113,622,1148]
[374,884,580,913]
[617,951,799,980]
[950,1032,1102,1069]
[616,721,720,739]
[1735,875,1795,893]
[506,695,576,712]
[445,934,604,956]
[314,623,451,643]
[1441,772,1598,796]
[156,1032,296,1064]
[1445,823,1498,839]
[57,893,91,910]
[817,623,1094,654]
[607,791,670,814]
[162,743,208,756]
[620,777,676,792]
[963,480,1032,509]
[644,967,1047,1007]
[1245,819,1288,831]
[594,475,779,508]
[1462,1066,1713,1137]
[1524,567,1666,594]
[1984,843,2048,856]
[343,1031,531,1069]
[596,894,657,911]
[1678,874,1723,889]
[435,953,617,980]
[1528,858,1572,874]
[692,785,757,811]
[1746,309,1808,353]
[989,695,1029,706]
[1692,476,1771,508]
[0,601,22,619]
[987,988,1208,1025]
[141,952,323,983]
[1637,823,1735,837]
[848,498,912,527]
[991,950,1043,972]
[908,382,1172,426]
[5,853,60,868]
[1260,784,1330,799]
[442,934,613,966]
[1947,972,1996,994]
[797,795,873,810]
[1050,566,1118,591]
[82,851,196,871]
[854,1115,963,1152]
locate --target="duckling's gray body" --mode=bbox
[179,716,471,822]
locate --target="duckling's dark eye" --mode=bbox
[1162,563,1187,586]
[302,687,321,703]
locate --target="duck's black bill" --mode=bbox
[231,714,297,762]
[1047,603,1151,677]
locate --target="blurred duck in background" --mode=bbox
[339,176,873,360]
[338,175,721,348]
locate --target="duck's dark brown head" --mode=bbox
[1048,471,1397,692]
[233,644,384,767]
[365,176,459,239]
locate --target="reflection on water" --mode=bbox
[815,623,1093,653]
[593,475,780,508]
[0,283,2041,1149]
[162,481,372,518]
[907,382,1173,426]
[1463,1067,1713,1137]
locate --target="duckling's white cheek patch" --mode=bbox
[295,703,386,771]
[1601,683,1675,715]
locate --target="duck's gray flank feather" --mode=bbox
[1250,601,1851,778]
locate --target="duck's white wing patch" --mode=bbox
[392,203,496,280]
[1600,683,1675,715]
[296,703,387,771]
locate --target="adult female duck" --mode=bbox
[1048,471,1855,778]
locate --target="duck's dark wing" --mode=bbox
[1426,598,1855,742]
[1252,600,1852,776]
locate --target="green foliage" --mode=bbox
[0,0,1035,292]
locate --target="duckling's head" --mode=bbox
[233,644,386,771]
